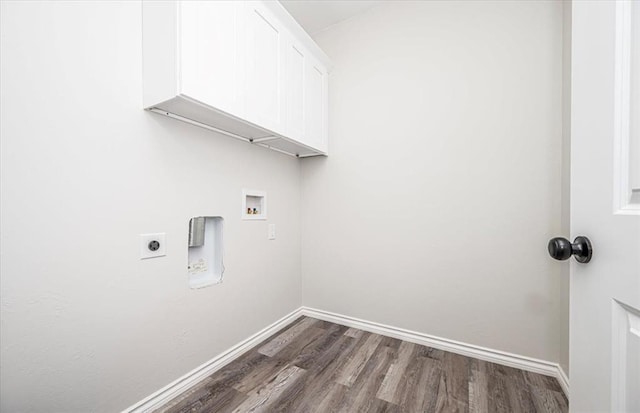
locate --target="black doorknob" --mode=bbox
[548,236,593,263]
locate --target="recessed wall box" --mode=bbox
[242,189,267,220]
[187,216,224,288]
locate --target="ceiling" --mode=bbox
[280,0,382,36]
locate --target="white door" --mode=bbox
[570,1,640,411]
[245,1,286,135]
[180,1,245,118]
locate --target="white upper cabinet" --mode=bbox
[285,41,328,154]
[180,1,245,118]
[245,1,286,135]
[143,0,331,157]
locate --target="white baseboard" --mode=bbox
[124,305,569,412]
[122,307,304,413]
[301,306,570,398]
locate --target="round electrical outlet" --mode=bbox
[148,240,161,251]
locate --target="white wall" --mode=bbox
[302,0,566,364]
[0,2,301,411]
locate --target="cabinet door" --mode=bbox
[286,41,306,141]
[304,56,328,153]
[245,1,287,135]
[179,1,245,118]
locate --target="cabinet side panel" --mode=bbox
[322,65,329,154]
[287,42,305,141]
[142,1,178,108]
[303,58,327,153]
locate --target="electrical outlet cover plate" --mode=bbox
[140,233,166,259]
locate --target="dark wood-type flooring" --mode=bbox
[158,317,568,413]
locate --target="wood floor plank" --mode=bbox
[552,390,569,412]
[161,379,248,413]
[434,350,470,413]
[405,356,443,413]
[156,318,567,413]
[203,351,268,389]
[469,359,489,413]
[529,386,566,413]
[503,365,537,413]
[345,327,364,338]
[394,359,422,409]
[311,382,349,413]
[311,388,401,413]
[425,347,445,361]
[271,326,326,363]
[291,323,348,369]
[158,377,215,413]
[379,335,403,350]
[335,332,384,387]
[260,329,361,413]
[395,345,437,410]
[305,333,358,378]
[314,320,336,330]
[231,364,305,413]
[232,358,290,394]
[376,340,416,404]
[257,317,317,357]
[335,345,396,412]
[487,366,513,413]
[523,371,563,393]
[369,398,403,413]
[294,337,364,410]
[193,387,247,413]
[159,352,269,413]
[270,334,361,412]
